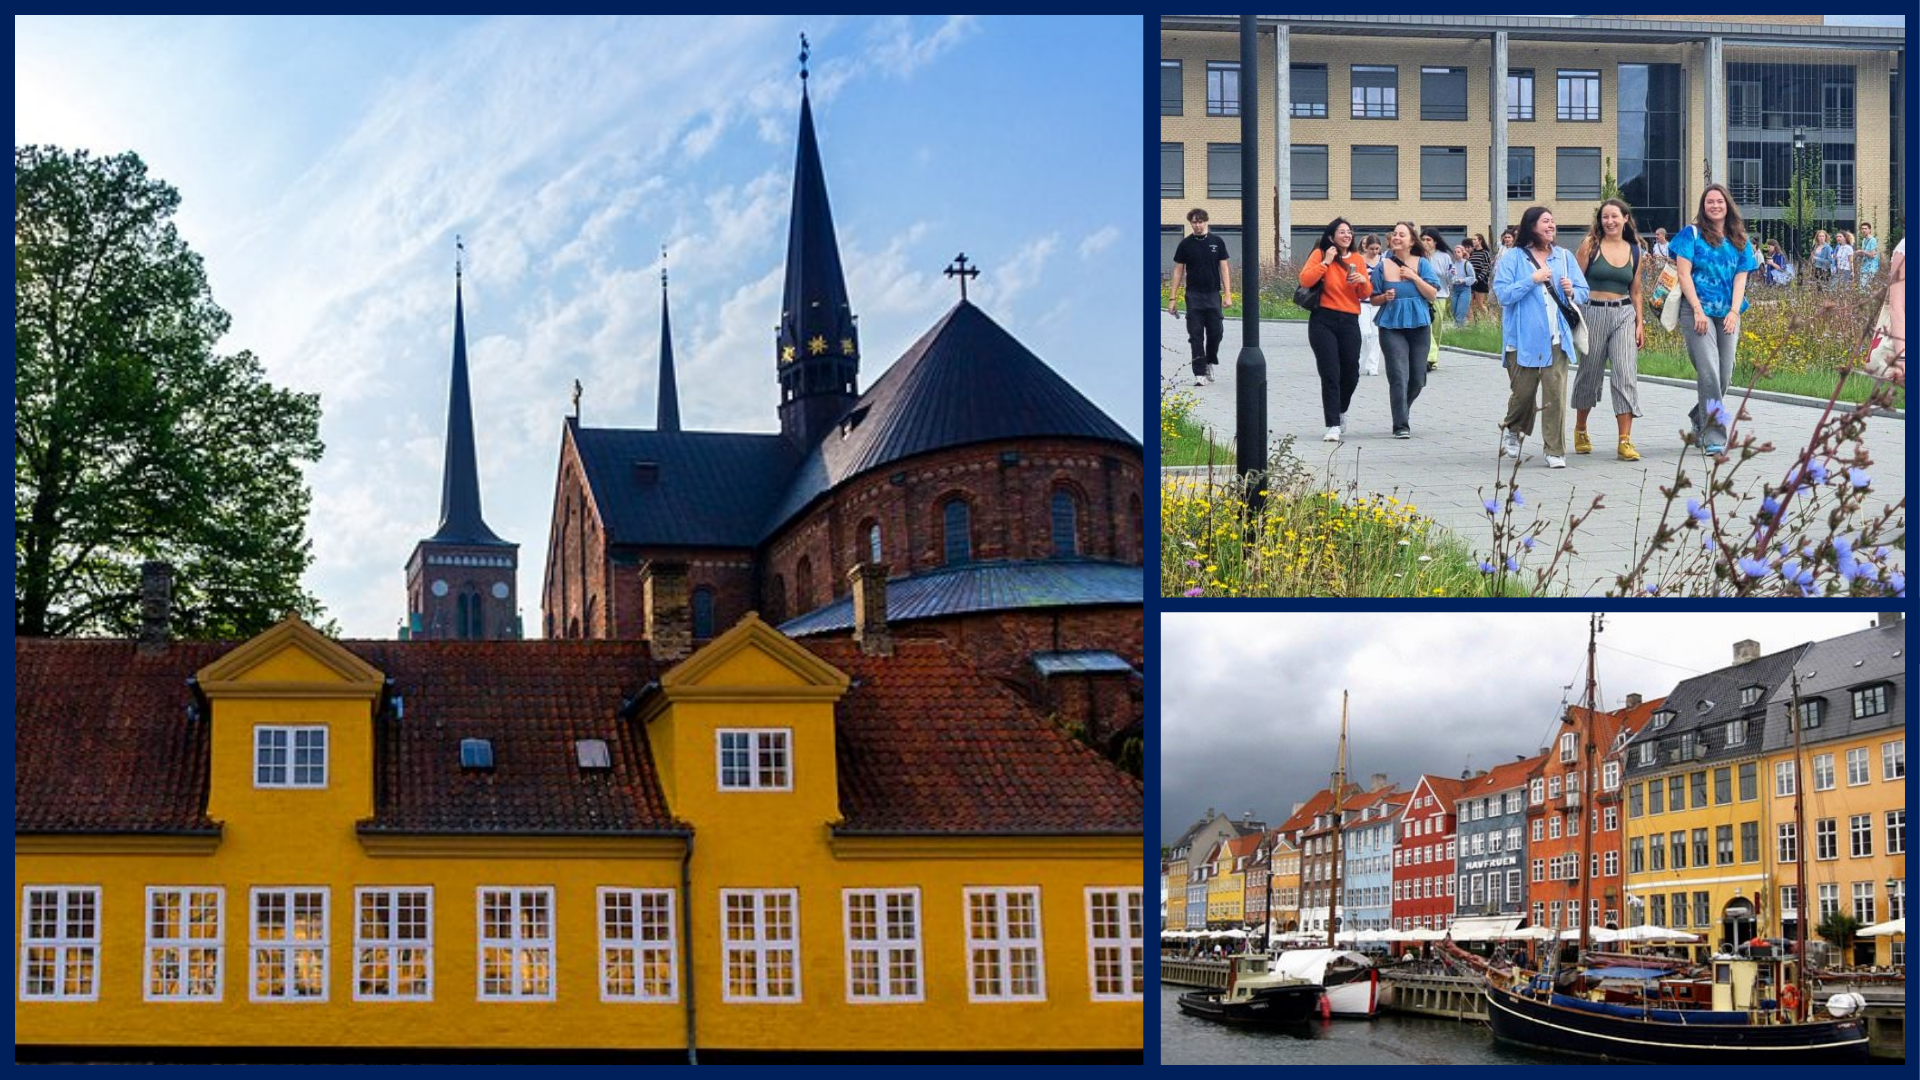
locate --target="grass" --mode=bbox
[1160,283,1308,321]
[1161,408,1236,467]
[1434,319,1902,407]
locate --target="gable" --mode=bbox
[194,614,384,700]
[659,612,850,699]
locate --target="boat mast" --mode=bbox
[1789,669,1810,1020]
[1578,612,1602,956]
[1327,690,1349,949]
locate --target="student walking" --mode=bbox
[1570,199,1645,461]
[1857,221,1880,285]
[1670,183,1759,454]
[1468,234,1494,320]
[1494,206,1589,469]
[1810,229,1833,287]
[1358,234,1385,378]
[1298,218,1374,442]
[1832,230,1855,289]
[1167,208,1232,385]
[1421,229,1449,371]
[1370,222,1443,439]
[1450,243,1475,327]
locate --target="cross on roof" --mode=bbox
[943,253,980,301]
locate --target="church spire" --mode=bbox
[657,245,681,433]
[776,32,859,447]
[429,239,503,544]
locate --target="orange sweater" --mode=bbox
[1298,248,1374,314]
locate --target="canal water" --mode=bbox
[1160,984,1561,1064]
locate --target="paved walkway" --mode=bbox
[1160,312,1905,592]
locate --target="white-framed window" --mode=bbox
[966,887,1045,1002]
[600,887,677,1002]
[1778,822,1799,864]
[1531,859,1544,883]
[716,729,792,791]
[843,888,921,1003]
[1531,819,1544,842]
[1604,850,1619,876]
[1889,809,1906,856]
[1885,739,1906,781]
[1602,761,1620,790]
[1852,881,1875,924]
[1815,818,1838,861]
[1851,684,1888,719]
[255,725,328,788]
[19,886,101,1001]
[1817,882,1839,919]
[1604,806,1619,832]
[145,887,224,1001]
[477,887,555,1001]
[354,887,432,1001]
[1774,759,1796,797]
[1086,887,1143,1002]
[250,887,328,1002]
[1559,732,1577,763]
[1849,814,1873,858]
[1812,753,1836,791]
[722,888,799,1002]
[1845,747,1870,786]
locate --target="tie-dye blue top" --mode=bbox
[1670,225,1758,318]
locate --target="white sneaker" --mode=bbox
[1324,426,1342,442]
[1194,376,1206,387]
[1546,455,1567,469]
[1205,373,1216,385]
[1500,430,1521,459]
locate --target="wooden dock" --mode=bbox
[1379,971,1488,1021]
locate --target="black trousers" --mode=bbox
[1307,308,1361,427]
[1185,305,1223,375]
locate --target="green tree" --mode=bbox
[15,146,325,638]
[1781,144,1839,260]
[1815,911,1860,956]
[1600,156,1623,205]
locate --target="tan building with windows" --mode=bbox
[1160,15,1903,271]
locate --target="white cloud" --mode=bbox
[865,15,979,79]
[1079,225,1121,259]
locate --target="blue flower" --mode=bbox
[1833,536,1854,559]
[1184,559,1201,569]
[1875,546,1891,562]
[1644,585,1659,595]
[1705,399,1733,428]
[1808,462,1829,485]
[1184,587,1204,597]
[1782,559,1802,582]
[1737,556,1770,578]
[1759,495,1781,518]
[1703,536,1716,551]
[1511,490,1525,507]
[1800,583,1821,598]
[1506,556,1520,573]
[1686,499,1710,523]
[1888,571,1905,594]
[1479,560,1495,574]
[1522,536,1537,552]
[1796,568,1815,588]
[1836,554,1860,582]
[1483,498,1499,515]
[1848,468,1870,489]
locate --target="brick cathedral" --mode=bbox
[406,63,1143,755]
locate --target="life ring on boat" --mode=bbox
[1778,984,1801,1012]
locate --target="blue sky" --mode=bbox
[16,15,1144,637]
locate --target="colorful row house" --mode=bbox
[1392,774,1467,933]
[1526,696,1663,936]
[1450,755,1543,939]
[15,614,1143,1058]
[1340,786,1407,933]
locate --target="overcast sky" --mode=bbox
[1160,611,1894,845]
[15,15,1141,637]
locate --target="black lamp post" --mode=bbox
[1791,126,1807,277]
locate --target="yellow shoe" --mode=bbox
[1574,430,1592,454]
[1617,437,1640,462]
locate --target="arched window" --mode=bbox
[691,586,715,640]
[1050,488,1080,557]
[456,590,483,640]
[794,557,814,613]
[941,497,971,565]
[864,520,883,565]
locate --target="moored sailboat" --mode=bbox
[1177,952,1326,1026]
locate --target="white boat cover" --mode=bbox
[1269,948,1373,982]
[1449,914,1525,941]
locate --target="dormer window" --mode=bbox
[1740,685,1763,707]
[1650,710,1675,730]
[255,725,327,788]
[1797,697,1825,729]
[718,729,791,791]
[1851,684,1889,719]
[1724,719,1748,747]
[576,739,611,770]
[460,738,494,771]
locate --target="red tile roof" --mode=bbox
[1460,752,1546,797]
[814,638,1142,834]
[16,634,1140,839]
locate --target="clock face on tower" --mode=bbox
[491,582,509,599]
[431,579,448,597]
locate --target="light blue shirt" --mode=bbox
[1494,245,1589,367]
[1370,256,1443,329]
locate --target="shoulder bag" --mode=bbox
[1529,246,1588,355]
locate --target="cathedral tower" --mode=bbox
[405,251,520,639]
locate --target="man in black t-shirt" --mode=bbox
[1168,208,1232,385]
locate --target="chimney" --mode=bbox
[1625,693,1643,709]
[847,562,892,656]
[1877,611,1902,627]
[1369,772,1388,791]
[138,561,174,652]
[1732,639,1761,665]
[641,561,691,662]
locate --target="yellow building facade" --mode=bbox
[16,616,1143,1058]
[1203,840,1245,928]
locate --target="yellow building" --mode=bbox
[1203,838,1247,929]
[15,613,1143,1059]
[1759,619,1905,967]
[1160,15,1903,270]
[1268,833,1302,934]
[1165,854,1190,933]
[1622,639,1803,959]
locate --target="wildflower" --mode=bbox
[1522,536,1537,552]
[1397,539,1411,547]
[1875,546,1890,562]
[1686,499,1710,523]
[1479,560,1495,574]
[1703,536,1716,551]
[1184,559,1201,570]
[1834,536,1854,559]
[1796,568,1815,589]
[1800,583,1821,598]
[1759,495,1781,519]
[1511,490,1525,507]
[1737,556,1771,578]
[1417,555,1433,563]
[1847,468,1870,489]
[1184,587,1204,597]
[1808,462,1829,485]
[1887,571,1905,594]
[1644,585,1659,595]
[1483,498,1499,515]
[1706,399,1733,428]
[1782,559,1802,582]
[1505,556,1520,572]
